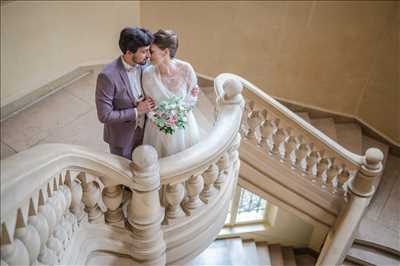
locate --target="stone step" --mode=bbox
[86,251,134,265]
[282,247,297,266]
[357,153,400,255]
[186,237,245,265]
[335,122,363,155]
[346,242,400,266]
[310,118,338,142]
[242,239,260,265]
[294,254,317,266]
[295,112,312,124]
[342,259,363,266]
[269,244,285,266]
[256,242,272,266]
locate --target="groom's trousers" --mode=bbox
[109,127,144,160]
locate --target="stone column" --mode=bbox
[127,145,166,266]
[316,148,384,266]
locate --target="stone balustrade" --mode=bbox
[0,73,244,266]
[241,95,362,198]
[203,72,366,207]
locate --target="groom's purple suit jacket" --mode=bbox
[95,57,143,148]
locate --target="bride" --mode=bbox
[142,29,200,158]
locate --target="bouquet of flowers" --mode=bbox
[149,96,192,135]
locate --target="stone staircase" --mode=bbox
[186,237,317,266]
[194,86,399,265]
[292,111,400,266]
[1,71,398,266]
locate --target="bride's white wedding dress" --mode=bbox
[142,59,200,158]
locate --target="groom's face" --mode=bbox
[130,46,151,65]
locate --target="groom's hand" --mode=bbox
[137,97,155,114]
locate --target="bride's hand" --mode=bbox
[137,98,154,114]
[191,86,199,97]
[145,96,156,108]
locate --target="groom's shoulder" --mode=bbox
[100,58,120,77]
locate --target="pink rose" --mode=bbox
[168,115,177,124]
[191,87,199,97]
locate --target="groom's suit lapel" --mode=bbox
[117,57,136,105]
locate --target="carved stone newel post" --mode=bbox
[128,145,166,266]
[348,148,384,197]
[316,148,384,266]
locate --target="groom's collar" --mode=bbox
[120,56,140,72]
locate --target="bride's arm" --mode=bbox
[183,63,200,108]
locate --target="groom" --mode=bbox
[96,27,155,160]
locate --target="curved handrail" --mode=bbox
[0,144,134,221]
[215,73,364,167]
[1,72,244,222]
[157,74,243,184]
[159,106,242,184]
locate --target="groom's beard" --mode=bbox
[137,59,148,65]
[133,55,148,65]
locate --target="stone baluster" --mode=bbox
[254,109,266,146]
[200,164,219,204]
[326,164,342,193]
[229,133,242,165]
[307,151,322,181]
[37,189,57,235]
[258,119,276,148]
[281,135,296,163]
[215,153,230,189]
[58,175,75,239]
[241,101,256,137]
[65,170,85,223]
[102,185,124,226]
[247,110,260,142]
[316,148,384,266]
[28,198,58,265]
[267,125,287,155]
[1,223,30,266]
[338,168,351,199]
[37,188,64,263]
[165,183,185,223]
[79,173,104,224]
[48,179,70,250]
[14,208,41,265]
[292,143,310,171]
[316,157,332,188]
[128,145,166,266]
[299,143,314,174]
[183,175,205,215]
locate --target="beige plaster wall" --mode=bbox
[141,1,399,143]
[238,205,315,248]
[1,1,140,105]
[357,3,400,144]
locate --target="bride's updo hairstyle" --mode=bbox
[153,29,179,58]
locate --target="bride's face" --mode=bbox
[150,44,168,65]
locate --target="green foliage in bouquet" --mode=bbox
[151,96,192,135]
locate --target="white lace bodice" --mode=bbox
[142,59,200,158]
[142,59,198,105]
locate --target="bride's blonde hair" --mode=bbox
[153,29,179,58]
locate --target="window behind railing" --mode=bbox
[225,186,269,226]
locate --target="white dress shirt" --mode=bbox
[121,56,145,128]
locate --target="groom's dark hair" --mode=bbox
[119,27,154,54]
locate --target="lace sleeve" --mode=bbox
[184,63,199,108]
